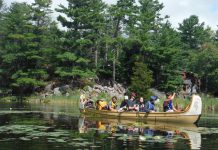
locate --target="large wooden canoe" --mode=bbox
[80,94,202,124]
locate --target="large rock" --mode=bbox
[93,89,101,94]
[81,83,126,100]
[87,86,92,92]
[44,83,54,93]
[114,83,125,94]
[53,87,61,96]
[107,87,114,91]
[94,84,104,91]
[117,83,126,93]
[59,85,71,93]
[149,88,165,99]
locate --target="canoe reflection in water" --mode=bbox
[78,117,201,149]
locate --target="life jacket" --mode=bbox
[163,100,173,112]
[109,101,117,109]
[147,101,155,110]
[96,100,108,110]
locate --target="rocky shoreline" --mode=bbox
[40,82,127,100]
[39,81,167,102]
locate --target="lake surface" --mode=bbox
[0,100,218,150]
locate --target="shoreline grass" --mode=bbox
[1,93,218,113]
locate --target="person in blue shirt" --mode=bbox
[163,92,176,112]
[144,96,158,112]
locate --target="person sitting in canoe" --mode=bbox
[96,99,109,110]
[108,96,118,111]
[80,94,94,109]
[79,94,87,109]
[126,92,138,111]
[144,96,158,112]
[120,95,128,108]
[137,97,146,112]
[117,95,129,112]
[163,92,176,112]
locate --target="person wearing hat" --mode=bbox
[79,94,87,109]
[144,96,158,112]
[80,94,94,109]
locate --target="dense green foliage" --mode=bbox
[0,0,218,96]
[130,62,153,97]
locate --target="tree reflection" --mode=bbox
[78,117,201,149]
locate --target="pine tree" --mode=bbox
[0,1,54,95]
[130,62,153,97]
[0,2,36,95]
[104,0,136,84]
[55,0,106,85]
[178,15,210,50]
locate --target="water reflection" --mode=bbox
[1,100,218,149]
[78,117,202,149]
[0,110,217,150]
[187,131,201,150]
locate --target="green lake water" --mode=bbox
[0,100,218,150]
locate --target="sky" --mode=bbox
[4,0,218,30]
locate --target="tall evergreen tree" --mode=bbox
[0,2,37,95]
[130,62,153,97]
[105,0,137,85]
[55,0,106,85]
[118,0,166,87]
[178,15,210,50]
[178,15,213,93]
[29,0,54,82]
[0,1,54,95]
[0,0,6,89]
[188,42,218,94]
[151,21,182,91]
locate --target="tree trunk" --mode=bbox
[205,75,208,93]
[112,18,121,86]
[105,42,108,62]
[94,41,98,68]
[95,48,98,68]
[113,49,116,86]
[113,19,120,38]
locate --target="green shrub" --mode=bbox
[130,62,153,98]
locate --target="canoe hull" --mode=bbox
[80,109,200,124]
[80,95,202,124]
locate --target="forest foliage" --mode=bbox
[0,0,218,96]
